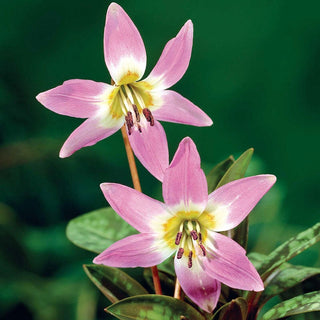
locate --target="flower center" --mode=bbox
[118,84,154,135]
[174,220,207,268]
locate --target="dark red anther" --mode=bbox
[198,232,202,242]
[133,104,140,122]
[175,232,182,245]
[177,248,184,259]
[126,125,132,135]
[188,251,193,268]
[126,111,134,127]
[143,108,155,126]
[190,230,198,240]
[137,123,142,133]
[199,244,206,256]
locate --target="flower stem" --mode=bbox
[120,125,162,295]
[174,278,181,299]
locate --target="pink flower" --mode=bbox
[93,137,276,312]
[36,3,212,181]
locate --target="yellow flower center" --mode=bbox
[162,211,216,268]
[109,82,155,134]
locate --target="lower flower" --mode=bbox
[93,137,276,312]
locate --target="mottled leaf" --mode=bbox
[143,268,175,296]
[259,222,320,279]
[66,207,136,253]
[247,252,267,272]
[83,264,148,303]
[212,297,248,320]
[207,156,235,193]
[260,264,320,305]
[216,148,253,250]
[106,294,205,320]
[261,291,320,320]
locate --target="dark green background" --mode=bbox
[1,0,319,319]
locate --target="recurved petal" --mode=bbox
[93,233,174,267]
[204,231,264,291]
[152,90,213,126]
[104,3,146,85]
[206,175,276,231]
[175,253,221,313]
[128,119,169,182]
[59,113,123,158]
[144,20,193,90]
[100,183,170,233]
[36,79,112,118]
[163,137,208,212]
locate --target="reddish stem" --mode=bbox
[120,125,162,295]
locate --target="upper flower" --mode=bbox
[36,2,212,181]
[93,137,276,312]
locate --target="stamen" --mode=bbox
[123,85,135,104]
[175,232,182,245]
[196,222,201,234]
[132,104,140,122]
[143,108,154,126]
[190,230,198,240]
[198,232,202,242]
[177,248,184,259]
[125,112,133,135]
[188,251,193,268]
[137,123,142,133]
[199,243,206,256]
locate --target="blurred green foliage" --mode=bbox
[0,0,319,319]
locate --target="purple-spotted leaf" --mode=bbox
[259,222,320,279]
[105,294,205,320]
[212,297,248,320]
[66,207,136,253]
[259,263,320,306]
[261,291,320,320]
[143,268,175,296]
[216,148,253,251]
[207,155,235,193]
[83,264,148,303]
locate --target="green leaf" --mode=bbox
[83,264,148,304]
[106,294,205,320]
[212,297,248,320]
[260,264,320,305]
[247,252,267,272]
[143,268,175,296]
[66,207,136,253]
[216,148,253,189]
[259,222,320,279]
[261,291,320,320]
[207,156,235,193]
[216,148,253,250]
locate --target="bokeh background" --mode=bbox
[1,0,319,319]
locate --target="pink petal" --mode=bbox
[204,232,264,291]
[207,175,276,231]
[93,233,173,267]
[174,253,221,313]
[152,90,213,126]
[128,120,169,182]
[144,20,193,90]
[163,137,208,212]
[100,183,170,233]
[36,79,112,118]
[104,3,146,85]
[59,115,123,158]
